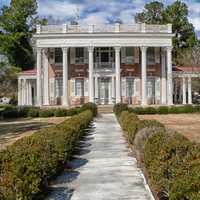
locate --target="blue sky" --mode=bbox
[1,0,200,36]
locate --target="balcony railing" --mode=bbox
[94,62,115,72]
[36,23,172,34]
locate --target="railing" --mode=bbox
[94,62,115,72]
[36,23,172,34]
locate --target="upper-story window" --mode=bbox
[125,47,134,64]
[75,47,84,64]
[55,48,63,64]
[147,47,155,64]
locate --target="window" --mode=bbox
[125,47,134,64]
[147,48,155,64]
[55,48,63,63]
[75,48,84,64]
[101,52,109,63]
[55,78,63,97]
[75,79,84,96]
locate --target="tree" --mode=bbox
[135,1,165,24]
[135,1,198,63]
[0,0,46,70]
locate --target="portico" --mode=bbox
[18,23,174,107]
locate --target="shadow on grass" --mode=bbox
[45,123,95,200]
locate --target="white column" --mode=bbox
[166,46,173,105]
[36,48,42,106]
[43,49,49,105]
[161,48,167,104]
[62,47,69,106]
[88,46,94,102]
[182,77,186,104]
[28,81,32,105]
[95,76,98,102]
[188,77,192,104]
[140,46,147,105]
[115,46,121,103]
[18,78,22,106]
[112,75,115,103]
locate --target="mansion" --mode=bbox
[17,23,196,107]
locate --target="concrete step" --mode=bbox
[97,105,114,113]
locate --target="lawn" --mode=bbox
[139,114,200,143]
[0,117,67,150]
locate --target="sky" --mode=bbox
[1,0,200,36]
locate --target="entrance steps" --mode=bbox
[98,105,114,113]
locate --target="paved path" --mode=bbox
[46,114,154,200]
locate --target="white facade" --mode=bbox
[18,23,176,107]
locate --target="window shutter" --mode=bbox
[155,47,160,64]
[71,79,76,96]
[121,78,126,97]
[134,47,139,63]
[155,77,161,102]
[49,48,55,64]
[84,47,88,64]
[121,47,126,64]
[84,78,89,96]
[70,47,75,64]
[134,78,140,97]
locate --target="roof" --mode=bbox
[173,66,200,73]
[18,69,36,76]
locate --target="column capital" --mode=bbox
[88,46,94,53]
[62,47,68,53]
[166,46,173,52]
[36,47,42,53]
[140,46,147,52]
[114,46,121,53]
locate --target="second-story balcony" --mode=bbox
[94,62,115,73]
[36,23,172,34]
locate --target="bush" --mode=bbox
[54,108,67,117]
[137,119,164,131]
[27,108,39,118]
[38,109,55,118]
[113,103,128,117]
[0,110,93,200]
[1,108,18,119]
[130,107,146,114]
[157,106,169,114]
[82,102,97,117]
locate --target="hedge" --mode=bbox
[113,103,200,115]
[0,103,97,120]
[116,109,200,200]
[0,110,93,200]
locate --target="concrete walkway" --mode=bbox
[46,114,154,200]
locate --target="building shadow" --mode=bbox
[45,122,95,200]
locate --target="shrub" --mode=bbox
[130,107,146,114]
[38,109,55,118]
[0,110,93,200]
[82,102,97,117]
[137,119,164,131]
[27,108,39,118]
[54,108,67,117]
[157,106,169,114]
[119,111,139,144]
[143,107,157,114]
[1,108,18,119]
[113,103,128,117]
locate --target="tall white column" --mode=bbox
[62,47,69,106]
[161,48,167,104]
[112,75,115,103]
[182,77,186,104]
[36,48,42,106]
[166,46,173,105]
[188,77,192,104]
[28,81,32,105]
[115,46,121,103]
[43,49,49,105]
[95,76,98,102]
[18,78,22,106]
[88,46,94,102]
[140,46,147,105]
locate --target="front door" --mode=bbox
[147,78,155,104]
[126,77,134,104]
[99,77,110,104]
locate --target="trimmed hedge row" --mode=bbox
[0,110,93,200]
[113,103,200,115]
[0,102,97,119]
[116,106,200,200]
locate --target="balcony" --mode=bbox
[36,23,172,34]
[94,62,115,73]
